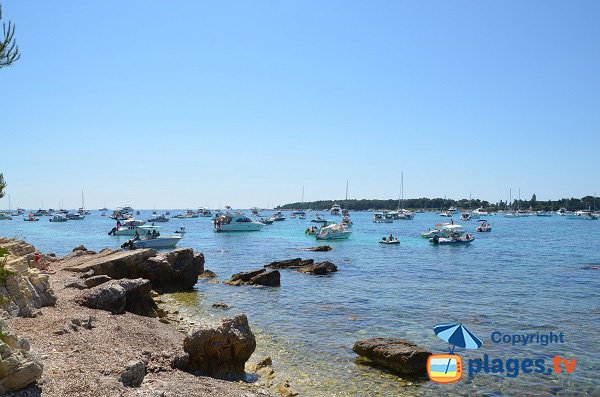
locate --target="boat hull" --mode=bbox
[130,236,182,249]
[215,223,264,232]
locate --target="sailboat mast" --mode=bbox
[344,180,349,210]
[301,186,304,205]
[400,171,404,210]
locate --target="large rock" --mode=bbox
[0,320,43,394]
[353,338,431,375]
[78,278,157,316]
[59,247,204,291]
[225,269,280,287]
[297,261,337,275]
[0,238,57,318]
[182,314,256,380]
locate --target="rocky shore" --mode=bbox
[0,238,273,397]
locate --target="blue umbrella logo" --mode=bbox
[433,323,482,373]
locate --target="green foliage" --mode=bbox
[0,246,14,287]
[0,4,21,69]
[277,196,600,212]
[0,173,6,199]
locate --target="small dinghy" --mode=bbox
[476,220,492,232]
[430,234,475,245]
[379,236,400,245]
[260,217,274,225]
[174,227,186,235]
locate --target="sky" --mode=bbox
[1,1,599,209]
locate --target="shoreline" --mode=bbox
[1,238,275,397]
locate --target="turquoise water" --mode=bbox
[2,211,599,396]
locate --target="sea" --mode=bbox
[1,210,599,397]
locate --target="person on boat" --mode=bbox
[450,219,454,225]
[133,231,140,241]
[389,234,394,242]
[116,220,121,229]
[432,235,440,244]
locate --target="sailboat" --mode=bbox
[78,190,91,215]
[397,172,414,220]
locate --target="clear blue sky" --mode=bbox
[1,1,599,209]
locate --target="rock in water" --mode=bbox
[183,314,256,380]
[352,338,431,375]
[120,360,146,387]
[0,320,43,393]
[300,246,332,252]
[79,278,157,316]
[248,270,280,286]
[264,258,314,269]
[297,261,337,275]
[225,269,280,287]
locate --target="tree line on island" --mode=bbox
[277,194,600,212]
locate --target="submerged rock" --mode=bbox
[0,320,43,394]
[182,314,256,380]
[198,269,217,279]
[353,338,431,375]
[300,246,332,252]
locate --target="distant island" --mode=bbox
[277,195,600,212]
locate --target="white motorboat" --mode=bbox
[174,210,199,219]
[460,213,472,221]
[341,216,353,227]
[476,220,492,232]
[49,214,68,222]
[568,210,598,220]
[556,207,569,216]
[448,206,458,213]
[198,208,212,217]
[397,209,414,220]
[147,214,169,222]
[123,235,182,249]
[214,212,264,232]
[299,214,306,219]
[330,204,342,216]
[66,213,85,220]
[0,212,12,220]
[109,221,159,236]
[174,227,186,235]
[420,224,465,238]
[259,217,274,225]
[430,234,475,245]
[535,211,552,217]
[23,214,39,221]
[316,223,352,240]
[471,208,488,218]
[271,211,286,221]
[311,215,330,224]
[440,211,453,217]
[373,213,393,223]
